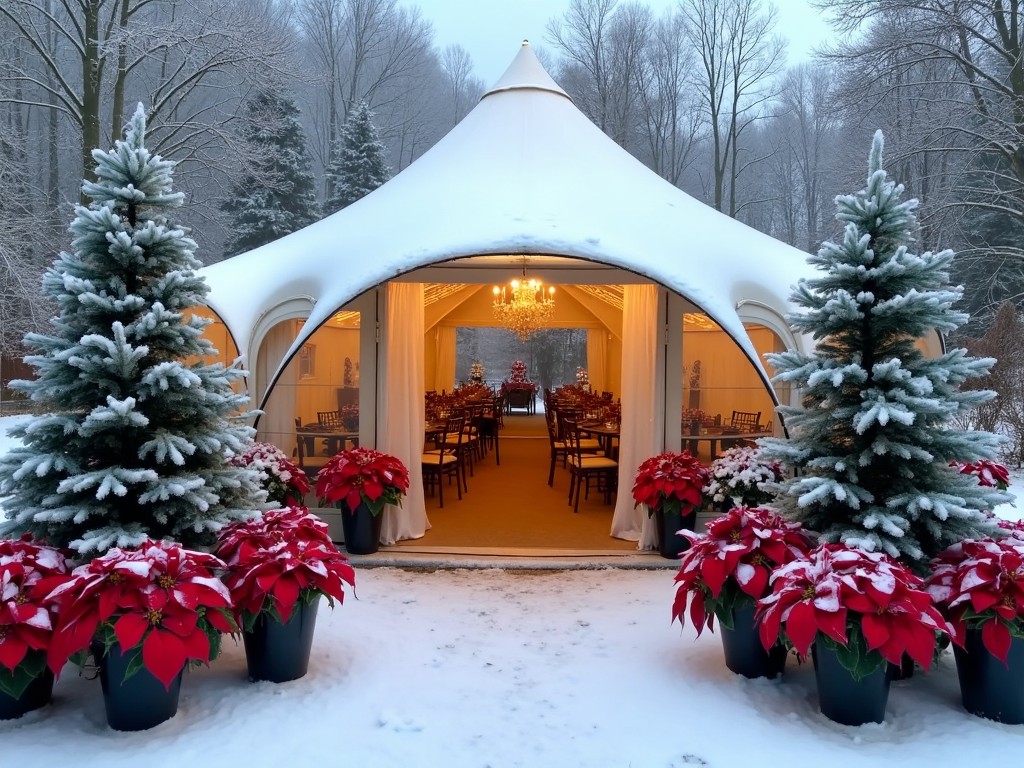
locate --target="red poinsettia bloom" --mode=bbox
[632,451,710,517]
[950,459,1011,490]
[214,507,355,628]
[757,544,950,669]
[926,537,1024,664]
[0,537,70,686]
[315,447,410,516]
[671,506,813,635]
[46,540,235,689]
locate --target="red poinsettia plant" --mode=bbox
[632,450,710,518]
[671,506,813,635]
[0,536,70,699]
[925,536,1024,664]
[315,447,410,516]
[229,441,310,507]
[45,540,236,689]
[214,507,355,631]
[950,459,1011,490]
[756,544,951,680]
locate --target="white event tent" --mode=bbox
[199,42,816,551]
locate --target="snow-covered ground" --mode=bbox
[1,414,1022,766]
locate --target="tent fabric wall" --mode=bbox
[257,323,297,451]
[586,329,608,394]
[379,282,429,544]
[610,285,661,547]
[434,326,457,393]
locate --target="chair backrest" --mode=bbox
[318,410,342,427]
[730,410,761,432]
[544,408,560,446]
[561,416,583,461]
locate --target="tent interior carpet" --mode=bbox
[391,413,638,553]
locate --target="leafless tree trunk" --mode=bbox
[682,0,783,215]
[0,0,295,191]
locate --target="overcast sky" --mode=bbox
[425,0,836,88]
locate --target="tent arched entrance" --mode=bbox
[234,254,789,554]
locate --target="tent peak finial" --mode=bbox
[482,42,570,102]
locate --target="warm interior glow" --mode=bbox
[492,260,556,341]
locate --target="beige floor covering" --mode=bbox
[391,413,638,553]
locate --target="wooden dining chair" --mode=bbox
[421,414,465,508]
[562,417,618,513]
[294,417,330,480]
[730,410,762,432]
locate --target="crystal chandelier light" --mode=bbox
[492,259,556,341]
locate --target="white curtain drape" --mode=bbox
[257,323,297,453]
[586,329,608,394]
[379,283,429,544]
[434,326,457,393]
[610,285,660,548]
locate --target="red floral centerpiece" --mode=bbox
[214,507,356,682]
[45,539,236,730]
[757,543,950,724]
[703,445,784,510]
[926,535,1024,722]
[315,447,410,555]
[671,506,813,678]
[633,450,710,559]
[500,360,537,394]
[0,537,69,718]
[229,442,310,507]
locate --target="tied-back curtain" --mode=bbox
[610,284,660,548]
[434,326,457,393]
[379,283,429,544]
[257,322,298,454]
[586,329,608,394]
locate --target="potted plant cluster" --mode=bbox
[926,530,1024,723]
[757,544,951,725]
[46,540,236,731]
[951,459,1011,490]
[703,445,784,512]
[0,537,70,719]
[315,447,410,555]
[632,451,710,559]
[671,506,813,678]
[229,441,311,507]
[215,507,356,683]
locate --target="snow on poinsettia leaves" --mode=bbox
[214,507,355,627]
[46,540,235,688]
[926,536,1024,663]
[758,544,950,672]
[671,506,813,635]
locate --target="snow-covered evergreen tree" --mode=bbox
[0,104,265,555]
[221,86,320,257]
[758,131,1008,569]
[323,101,390,215]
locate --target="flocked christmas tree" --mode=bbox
[0,104,265,554]
[221,85,320,257]
[758,131,1008,570]
[323,100,390,216]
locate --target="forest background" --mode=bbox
[2,0,1023,459]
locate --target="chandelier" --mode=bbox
[492,260,556,341]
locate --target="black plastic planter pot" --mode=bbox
[653,506,696,559]
[244,599,320,683]
[92,641,183,731]
[954,627,1024,724]
[339,501,383,555]
[720,602,787,679]
[812,644,891,725]
[0,668,54,720]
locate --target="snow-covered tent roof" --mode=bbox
[200,42,812,396]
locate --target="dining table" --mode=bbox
[297,423,359,457]
[681,428,772,460]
